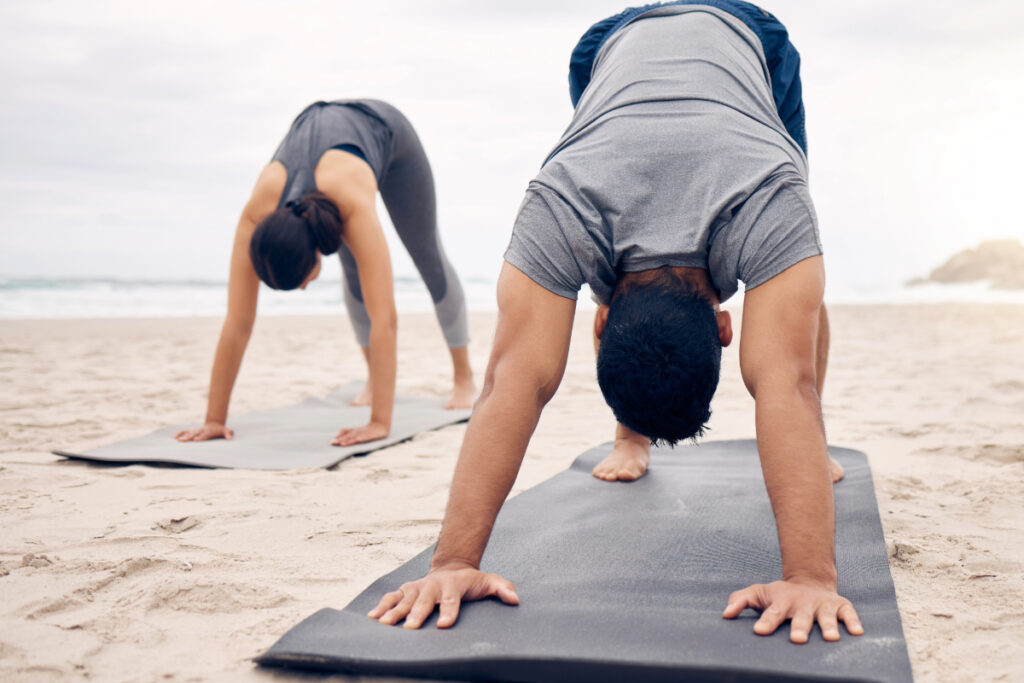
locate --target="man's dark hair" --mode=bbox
[596,278,721,446]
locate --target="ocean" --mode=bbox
[0,276,498,319]
[1,276,1023,320]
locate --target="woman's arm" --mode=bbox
[175,164,283,441]
[315,155,398,447]
[330,198,397,446]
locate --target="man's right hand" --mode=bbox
[367,564,519,629]
[366,265,570,632]
[174,422,234,442]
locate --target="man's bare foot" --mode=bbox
[592,438,650,482]
[446,379,477,410]
[830,456,844,483]
[350,384,371,407]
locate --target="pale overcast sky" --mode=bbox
[1,0,1022,296]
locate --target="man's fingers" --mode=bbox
[722,595,750,619]
[436,588,461,629]
[722,586,762,619]
[372,571,519,631]
[789,609,815,644]
[753,605,788,636]
[838,603,864,636]
[379,587,419,625]
[403,587,440,630]
[492,577,519,605]
[817,608,841,642]
[724,582,863,643]
[224,428,233,440]
[367,589,404,619]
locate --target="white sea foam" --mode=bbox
[1,276,1022,320]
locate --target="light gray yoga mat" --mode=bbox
[258,439,913,682]
[54,382,471,470]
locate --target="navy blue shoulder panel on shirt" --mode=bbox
[567,0,806,155]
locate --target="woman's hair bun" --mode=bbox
[295,191,343,255]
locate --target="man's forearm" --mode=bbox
[431,373,550,570]
[755,379,836,584]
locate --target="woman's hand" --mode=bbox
[332,421,389,447]
[174,422,234,442]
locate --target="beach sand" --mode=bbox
[1,306,1022,682]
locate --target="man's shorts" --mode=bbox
[568,0,808,156]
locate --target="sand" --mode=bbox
[1,306,1022,682]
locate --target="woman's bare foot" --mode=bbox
[592,438,651,482]
[350,384,372,407]
[830,456,844,483]
[446,378,477,410]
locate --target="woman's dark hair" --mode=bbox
[249,191,342,290]
[596,278,722,446]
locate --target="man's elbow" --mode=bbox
[481,359,561,414]
[745,366,819,404]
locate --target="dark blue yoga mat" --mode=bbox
[258,439,912,682]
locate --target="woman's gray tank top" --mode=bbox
[270,99,396,208]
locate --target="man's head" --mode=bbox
[595,269,732,446]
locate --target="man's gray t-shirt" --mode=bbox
[504,6,822,304]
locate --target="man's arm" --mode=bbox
[722,256,863,643]
[369,263,576,629]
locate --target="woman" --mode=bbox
[175,99,475,447]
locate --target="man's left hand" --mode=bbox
[722,579,864,643]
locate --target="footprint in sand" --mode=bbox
[365,467,410,483]
[21,557,169,620]
[150,582,292,613]
[993,379,1024,394]
[915,444,1024,465]
[0,641,25,660]
[20,553,56,569]
[95,467,145,479]
[886,541,922,566]
[153,516,202,534]
[884,475,931,500]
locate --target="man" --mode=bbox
[369,1,864,644]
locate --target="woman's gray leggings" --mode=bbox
[337,112,468,349]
